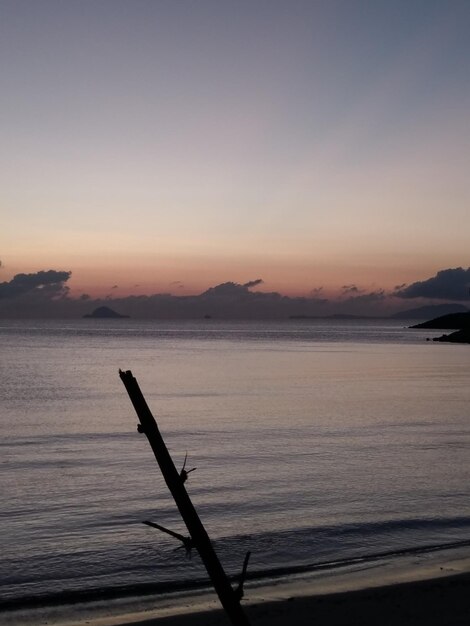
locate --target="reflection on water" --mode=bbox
[0,319,469,605]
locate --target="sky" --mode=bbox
[1,0,469,315]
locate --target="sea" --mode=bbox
[1,318,469,612]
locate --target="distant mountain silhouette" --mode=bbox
[289,314,377,320]
[411,312,470,330]
[392,303,468,319]
[83,306,129,319]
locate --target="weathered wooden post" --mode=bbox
[119,369,251,626]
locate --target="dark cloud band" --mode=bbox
[0,270,71,299]
[395,267,470,301]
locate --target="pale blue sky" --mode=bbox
[1,0,469,297]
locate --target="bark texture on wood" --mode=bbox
[119,369,251,626]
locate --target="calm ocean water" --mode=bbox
[1,319,469,609]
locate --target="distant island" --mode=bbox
[289,314,379,320]
[289,305,469,322]
[83,306,129,319]
[391,303,468,319]
[411,312,470,343]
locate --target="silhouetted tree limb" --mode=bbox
[119,369,251,626]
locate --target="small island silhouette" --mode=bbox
[412,312,470,343]
[83,306,129,319]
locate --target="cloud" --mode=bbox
[202,280,265,297]
[341,284,362,295]
[346,289,385,303]
[0,270,71,299]
[243,279,264,289]
[6,269,468,319]
[202,281,244,297]
[395,267,470,300]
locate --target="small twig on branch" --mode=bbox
[180,452,197,483]
[143,520,194,557]
[235,551,251,600]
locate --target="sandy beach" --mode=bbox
[138,574,470,626]
[4,545,470,626]
[96,573,470,626]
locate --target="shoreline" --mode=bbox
[4,537,469,612]
[4,543,470,626]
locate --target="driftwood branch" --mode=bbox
[119,369,251,626]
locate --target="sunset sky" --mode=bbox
[1,0,469,302]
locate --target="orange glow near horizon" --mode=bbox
[61,259,449,301]
[1,245,465,302]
